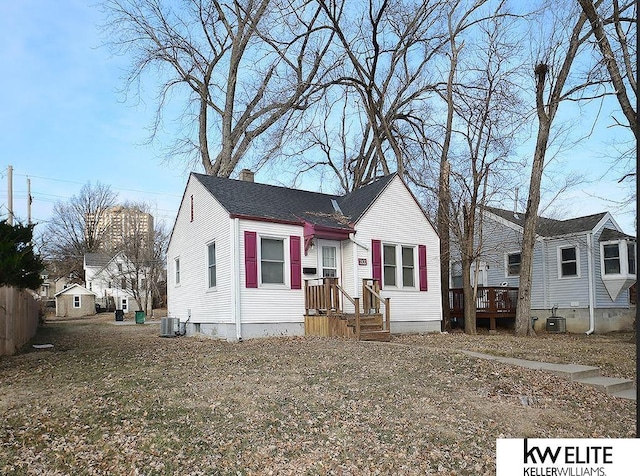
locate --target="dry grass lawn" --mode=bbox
[0,315,636,475]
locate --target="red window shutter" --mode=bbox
[371,239,382,288]
[418,245,428,291]
[244,231,258,288]
[290,236,302,290]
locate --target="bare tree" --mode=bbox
[40,182,117,280]
[307,0,450,190]
[515,3,593,336]
[445,8,526,334]
[102,0,335,177]
[577,0,637,140]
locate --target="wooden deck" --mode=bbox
[449,286,518,330]
[304,278,391,341]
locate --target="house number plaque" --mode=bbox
[358,258,367,266]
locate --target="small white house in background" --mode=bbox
[84,252,141,313]
[462,206,636,333]
[167,171,442,341]
[54,284,96,318]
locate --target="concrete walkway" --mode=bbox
[462,351,637,401]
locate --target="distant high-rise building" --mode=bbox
[97,206,154,251]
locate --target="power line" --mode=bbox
[12,172,182,198]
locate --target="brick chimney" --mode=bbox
[239,169,254,182]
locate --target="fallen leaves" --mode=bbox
[0,317,635,475]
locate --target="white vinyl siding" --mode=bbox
[351,176,441,325]
[167,177,234,325]
[239,221,303,324]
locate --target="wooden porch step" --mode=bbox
[359,330,391,342]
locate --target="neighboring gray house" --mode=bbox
[455,206,636,333]
[54,284,96,318]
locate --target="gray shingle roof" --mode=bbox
[84,253,113,268]
[484,206,608,237]
[192,173,396,229]
[599,228,636,242]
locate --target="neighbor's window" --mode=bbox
[627,242,636,275]
[383,244,397,286]
[207,242,217,288]
[261,238,284,284]
[402,246,415,287]
[507,252,521,276]
[175,258,181,284]
[603,243,621,275]
[73,295,81,308]
[559,246,578,277]
[451,261,463,288]
[121,298,128,311]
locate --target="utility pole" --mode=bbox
[7,165,13,225]
[27,177,32,224]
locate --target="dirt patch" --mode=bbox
[0,321,635,475]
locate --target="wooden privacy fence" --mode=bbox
[0,286,40,356]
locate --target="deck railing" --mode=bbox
[449,286,518,317]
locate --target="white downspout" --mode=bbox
[586,232,596,335]
[231,218,242,341]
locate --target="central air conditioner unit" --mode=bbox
[160,317,179,337]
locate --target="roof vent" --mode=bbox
[239,169,254,182]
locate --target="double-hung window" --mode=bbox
[603,243,621,274]
[602,240,636,276]
[559,246,578,278]
[73,295,81,308]
[506,252,521,276]
[261,238,285,284]
[402,246,415,287]
[383,244,397,287]
[628,243,636,274]
[207,242,216,288]
[175,258,181,285]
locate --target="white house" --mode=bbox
[84,252,141,313]
[452,206,636,333]
[167,171,442,341]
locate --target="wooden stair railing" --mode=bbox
[304,277,390,341]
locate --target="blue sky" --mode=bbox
[0,0,636,234]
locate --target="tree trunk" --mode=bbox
[438,160,451,331]
[514,64,551,337]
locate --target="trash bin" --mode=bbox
[135,310,145,324]
[115,309,124,322]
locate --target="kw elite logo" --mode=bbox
[496,438,638,476]
[522,439,611,476]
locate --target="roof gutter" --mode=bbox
[586,231,596,335]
